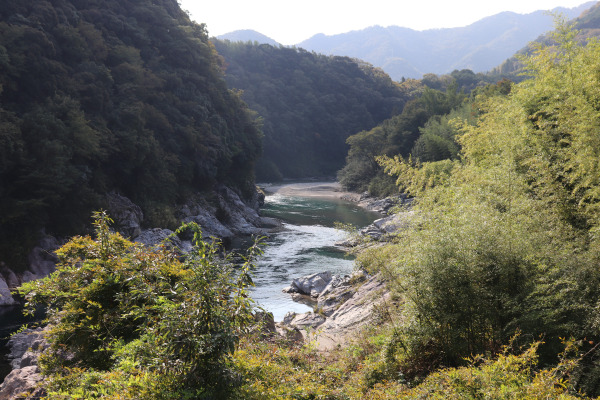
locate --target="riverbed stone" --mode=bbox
[6,328,47,370]
[0,366,44,400]
[284,272,333,298]
[275,324,304,343]
[282,311,326,330]
[0,327,48,400]
[0,278,16,306]
[252,311,276,338]
[317,276,354,317]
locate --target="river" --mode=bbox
[0,182,378,380]
[248,182,379,321]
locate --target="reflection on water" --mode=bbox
[251,190,379,321]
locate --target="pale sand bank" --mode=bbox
[260,181,361,200]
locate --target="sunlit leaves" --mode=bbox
[18,212,260,396]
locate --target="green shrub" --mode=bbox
[19,211,261,398]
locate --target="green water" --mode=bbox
[251,189,379,321]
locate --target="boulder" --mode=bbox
[134,228,188,249]
[106,192,144,239]
[317,276,354,317]
[354,211,416,242]
[274,324,304,343]
[0,366,43,400]
[215,185,263,235]
[282,311,326,330]
[252,311,276,337]
[283,272,333,298]
[0,327,48,400]
[0,277,17,306]
[6,328,47,370]
[23,234,59,283]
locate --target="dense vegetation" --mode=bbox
[19,212,260,398]
[17,214,592,399]
[363,21,600,396]
[0,0,262,269]
[337,71,508,196]
[212,40,408,181]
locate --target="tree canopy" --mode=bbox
[365,20,600,395]
[0,0,262,268]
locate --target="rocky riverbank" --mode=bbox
[0,328,48,400]
[277,270,391,351]
[0,185,282,306]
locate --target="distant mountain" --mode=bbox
[492,2,600,76]
[297,3,595,80]
[217,29,279,46]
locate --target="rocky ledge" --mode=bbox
[110,185,282,247]
[278,270,390,350]
[0,327,48,400]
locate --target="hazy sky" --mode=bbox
[178,0,594,45]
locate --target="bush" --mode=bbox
[19,211,261,398]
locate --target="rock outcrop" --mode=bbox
[0,328,48,400]
[1,185,281,307]
[317,273,361,317]
[106,192,144,239]
[279,270,386,350]
[312,274,390,350]
[283,312,326,331]
[0,279,16,307]
[341,192,412,215]
[357,211,415,242]
[0,235,60,306]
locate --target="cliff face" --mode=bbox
[0,0,262,270]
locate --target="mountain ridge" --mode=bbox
[218,2,596,80]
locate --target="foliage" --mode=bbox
[18,212,260,398]
[360,20,600,395]
[213,40,408,180]
[338,82,469,196]
[401,340,583,399]
[0,0,262,269]
[229,326,588,399]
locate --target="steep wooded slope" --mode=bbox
[0,0,262,267]
[213,40,408,180]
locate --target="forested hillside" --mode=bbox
[337,70,504,195]
[0,0,262,268]
[213,40,408,180]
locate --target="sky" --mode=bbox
[179,0,594,45]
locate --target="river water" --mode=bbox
[248,183,379,321]
[0,182,378,380]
